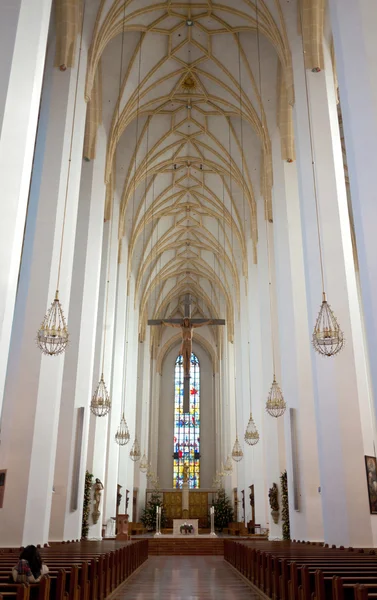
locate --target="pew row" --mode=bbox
[0,539,148,600]
[224,540,377,600]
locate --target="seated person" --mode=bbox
[12,545,49,583]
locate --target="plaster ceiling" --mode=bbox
[84,0,293,346]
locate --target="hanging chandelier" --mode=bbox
[115,413,130,446]
[266,376,286,418]
[223,455,233,475]
[231,435,243,462]
[37,291,69,355]
[139,452,149,473]
[37,0,88,355]
[91,374,111,417]
[312,292,344,356]
[244,413,260,445]
[130,437,141,461]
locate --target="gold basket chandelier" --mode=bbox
[139,452,149,473]
[266,376,286,418]
[37,291,68,355]
[313,293,344,356]
[115,413,130,446]
[244,413,260,445]
[231,435,243,463]
[223,455,233,475]
[36,0,88,355]
[91,374,111,417]
[129,436,141,461]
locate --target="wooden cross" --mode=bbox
[148,294,225,411]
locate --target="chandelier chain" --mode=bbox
[56,0,87,291]
[298,4,325,294]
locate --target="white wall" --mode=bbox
[157,341,215,489]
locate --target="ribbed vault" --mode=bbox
[78,0,299,344]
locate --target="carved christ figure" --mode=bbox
[163,317,213,378]
[93,478,104,514]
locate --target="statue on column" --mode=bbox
[92,478,104,525]
[183,463,189,483]
[182,464,189,519]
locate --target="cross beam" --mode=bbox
[147,319,225,326]
[148,294,225,412]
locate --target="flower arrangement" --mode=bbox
[280,470,290,540]
[82,470,93,539]
[180,523,194,534]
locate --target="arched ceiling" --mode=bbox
[84,0,294,345]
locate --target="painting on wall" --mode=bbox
[365,456,377,514]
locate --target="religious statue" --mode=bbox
[93,479,103,514]
[183,463,189,483]
[117,485,122,508]
[163,317,213,378]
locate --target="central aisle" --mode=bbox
[113,555,261,599]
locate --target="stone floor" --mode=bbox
[113,555,262,599]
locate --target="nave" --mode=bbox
[112,555,259,600]
[2,0,377,569]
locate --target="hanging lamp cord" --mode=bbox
[56,0,87,291]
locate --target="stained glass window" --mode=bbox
[173,353,200,489]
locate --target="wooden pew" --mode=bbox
[224,539,377,600]
[0,540,148,600]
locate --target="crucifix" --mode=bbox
[148,294,225,411]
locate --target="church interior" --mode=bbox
[1,0,377,598]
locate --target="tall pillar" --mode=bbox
[0,0,52,415]
[118,276,139,520]
[86,200,119,539]
[329,0,377,429]
[137,335,151,520]
[49,126,107,542]
[102,238,128,529]
[0,36,88,546]
[246,246,268,530]
[257,203,284,540]
[149,358,161,478]
[271,132,324,541]
[286,2,374,546]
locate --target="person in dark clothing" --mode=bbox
[12,545,49,583]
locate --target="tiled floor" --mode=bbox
[113,556,262,599]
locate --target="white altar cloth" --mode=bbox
[173,519,199,535]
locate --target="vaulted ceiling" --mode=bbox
[80,0,295,346]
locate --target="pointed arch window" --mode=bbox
[173,353,200,489]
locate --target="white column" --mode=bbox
[103,239,128,529]
[329,0,377,427]
[214,368,222,474]
[246,247,268,531]
[271,133,324,542]
[149,359,161,478]
[137,336,151,520]
[49,126,107,542]
[0,0,52,415]
[233,290,248,521]
[257,204,284,540]
[86,200,119,539]
[286,3,374,546]
[0,37,88,547]
[118,276,139,520]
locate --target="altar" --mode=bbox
[173,519,199,535]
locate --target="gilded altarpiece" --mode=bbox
[164,492,182,524]
[189,492,208,528]
[159,491,209,528]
